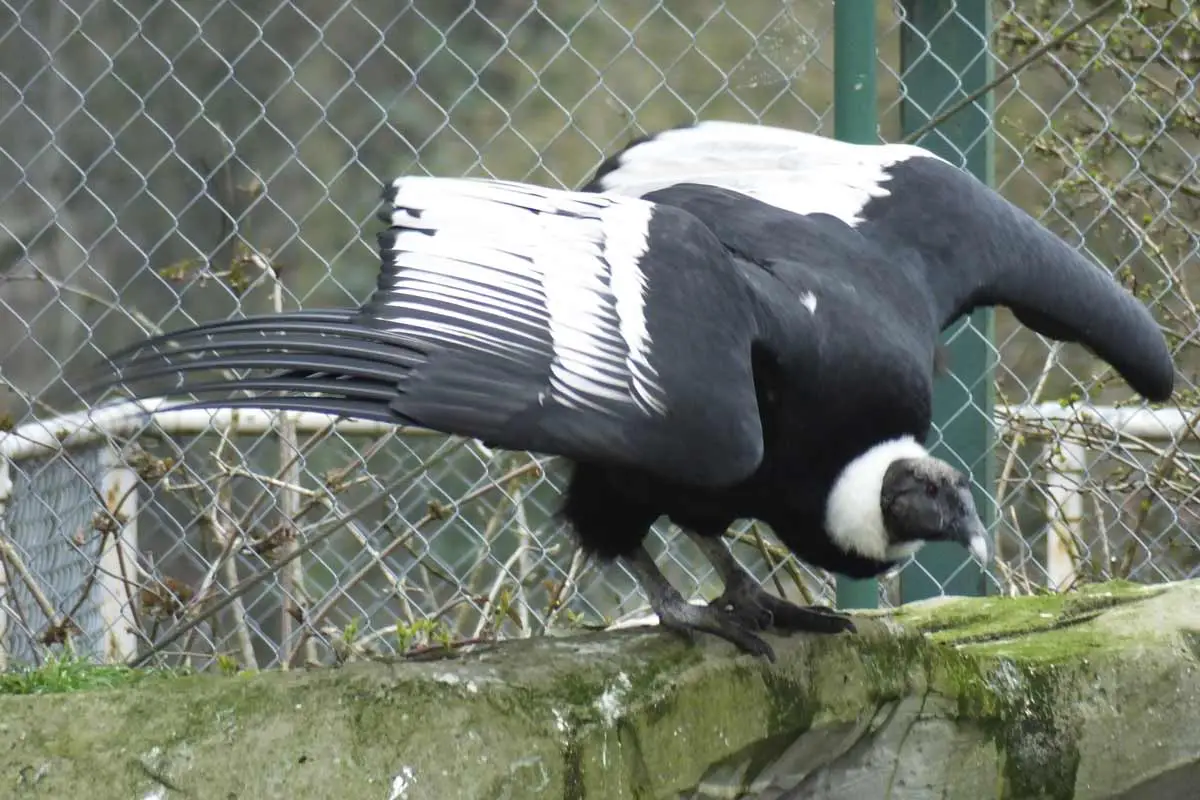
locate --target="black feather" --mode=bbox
[90,128,1175,659]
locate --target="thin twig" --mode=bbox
[995,344,1062,506]
[0,537,37,665]
[542,547,586,633]
[1125,407,1200,542]
[453,470,518,637]
[403,635,494,661]
[512,483,534,636]
[1091,493,1113,580]
[297,437,476,638]
[128,458,543,668]
[208,412,258,670]
[1144,171,1200,200]
[0,536,59,623]
[258,262,314,670]
[725,527,818,605]
[0,273,163,341]
[471,541,531,640]
[901,0,1123,145]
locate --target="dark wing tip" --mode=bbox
[378,180,399,225]
[1139,342,1176,402]
[1086,291,1176,403]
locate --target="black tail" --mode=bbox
[90,311,428,423]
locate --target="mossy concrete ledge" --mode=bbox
[3,580,1200,799]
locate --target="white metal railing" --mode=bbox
[0,399,427,666]
[997,403,1199,592]
[0,398,1195,664]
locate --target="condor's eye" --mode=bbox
[924,482,939,498]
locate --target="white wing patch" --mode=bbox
[799,291,817,314]
[380,176,668,416]
[595,120,946,227]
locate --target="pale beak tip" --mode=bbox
[968,532,992,565]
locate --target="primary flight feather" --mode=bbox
[94,121,1174,660]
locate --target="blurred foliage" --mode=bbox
[0,652,180,694]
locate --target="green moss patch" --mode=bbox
[889,580,1162,648]
[1,580,1197,799]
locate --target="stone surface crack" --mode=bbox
[884,689,930,799]
[133,760,190,797]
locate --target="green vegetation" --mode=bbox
[0,653,184,696]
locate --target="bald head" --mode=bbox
[881,456,991,564]
[824,436,992,567]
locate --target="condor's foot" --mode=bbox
[624,545,777,661]
[684,531,856,635]
[653,593,777,661]
[711,581,856,635]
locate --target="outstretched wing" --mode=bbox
[590,121,1174,402]
[99,177,776,488]
[585,120,941,228]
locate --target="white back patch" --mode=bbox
[824,435,930,561]
[596,120,945,227]
[381,177,667,416]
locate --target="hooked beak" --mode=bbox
[962,517,993,565]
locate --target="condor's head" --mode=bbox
[824,436,992,568]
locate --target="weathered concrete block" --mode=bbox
[1,579,1197,799]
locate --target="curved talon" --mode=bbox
[655,595,777,662]
[714,582,856,636]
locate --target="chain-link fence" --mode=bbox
[0,1,1195,672]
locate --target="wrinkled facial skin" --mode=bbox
[882,457,992,563]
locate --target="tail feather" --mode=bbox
[159,396,408,425]
[102,311,364,363]
[109,336,419,382]
[94,311,429,423]
[112,351,414,389]
[174,376,401,402]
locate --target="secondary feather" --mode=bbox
[98,177,776,488]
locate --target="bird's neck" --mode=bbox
[823,435,930,562]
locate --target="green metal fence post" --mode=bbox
[833,0,880,611]
[899,0,996,601]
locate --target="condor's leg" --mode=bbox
[686,531,856,635]
[561,465,777,660]
[622,545,778,661]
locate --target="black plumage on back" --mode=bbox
[92,121,1174,661]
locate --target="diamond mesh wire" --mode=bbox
[1,445,112,665]
[0,0,1195,670]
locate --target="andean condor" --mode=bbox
[93,121,1175,661]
